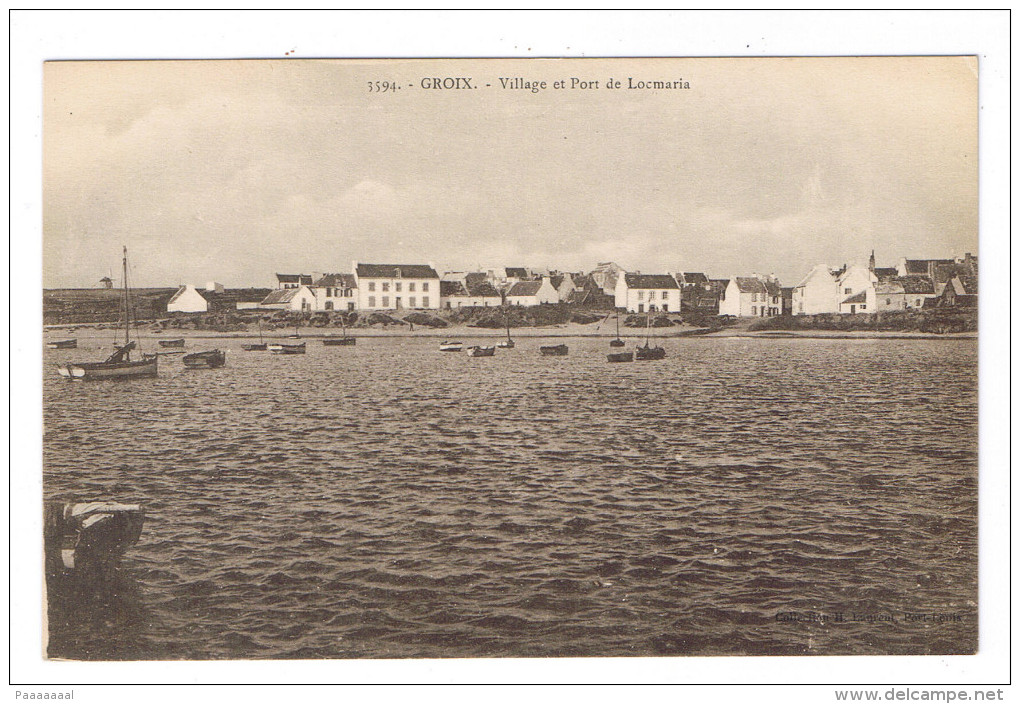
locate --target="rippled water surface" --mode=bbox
[43,334,978,659]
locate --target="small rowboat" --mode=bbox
[323,336,356,346]
[47,339,77,349]
[439,341,463,352]
[241,343,267,351]
[607,351,634,363]
[158,338,185,348]
[539,344,568,356]
[183,349,226,368]
[268,342,306,355]
[466,345,496,357]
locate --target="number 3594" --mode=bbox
[368,81,399,93]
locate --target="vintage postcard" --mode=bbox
[39,56,979,664]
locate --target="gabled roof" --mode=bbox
[505,267,529,279]
[167,285,208,305]
[841,290,867,304]
[873,267,899,280]
[467,281,501,297]
[549,274,566,289]
[508,280,544,297]
[623,273,679,289]
[277,273,312,285]
[440,280,468,296]
[464,272,488,288]
[733,277,767,294]
[356,263,439,279]
[261,288,301,305]
[875,281,905,295]
[947,276,978,295]
[313,273,357,288]
[681,272,709,285]
[762,280,782,296]
[895,276,935,294]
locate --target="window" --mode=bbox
[751,306,757,315]
[422,296,429,307]
[886,298,892,305]
[638,291,644,300]
[844,288,852,294]
[662,304,669,312]
[395,283,402,292]
[382,282,389,292]
[382,296,389,307]
[368,296,375,307]
[860,304,866,310]
[409,296,416,308]
[368,282,375,292]
[325,301,333,310]
[409,283,416,292]
[661,291,668,299]
[422,282,429,292]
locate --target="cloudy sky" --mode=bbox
[43,57,977,288]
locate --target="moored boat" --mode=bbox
[539,344,569,356]
[57,247,158,380]
[242,320,268,351]
[323,336,357,346]
[609,311,626,347]
[158,338,185,348]
[183,349,226,368]
[634,310,666,361]
[440,341,463,352]
[466,345,496,357]
[607,351,634,363]
[47,339,78,349]
[44,501,144,586]
[268,342,306,354]
[497,307,515,348]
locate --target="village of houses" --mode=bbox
[162,252,978,324]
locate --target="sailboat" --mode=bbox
[635,310,666,361]
[242,319,268,351]
[497,307,515,348]
[57,247,158,379]
[609,311,625,347]
[323,314,356,346]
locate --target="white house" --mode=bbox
[792,265,841,315]
[835,265,878,314]
[259,285,316,312]
[204,281,225,294]
[506,277,559,306]
[591,262,625,295]
[312,273,358,312]
[354,262,440,310]
[167,284,209,313]
[614,273,681,313]
[719,276,782,317]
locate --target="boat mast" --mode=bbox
[505,306,511,343]
[122,246,131,357]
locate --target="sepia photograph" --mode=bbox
[12,9,1010,695]
[40,55,979,661]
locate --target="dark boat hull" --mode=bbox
[57,355,158,380]
[323,337,356,346]
[241,343,268,351]
[47,339,78,349]
[183,350,226,368]
[540,345,569,356]
[608,352,634,362]
[609,339,625,348]
[635,346,666,361]
[158,339,185,348]
[44,502,145,588]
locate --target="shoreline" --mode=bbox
[43,321,977,341]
